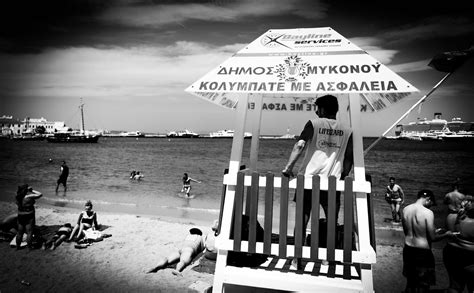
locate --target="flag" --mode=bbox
[428,46,473,73]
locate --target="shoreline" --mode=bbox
[1,200,451,292]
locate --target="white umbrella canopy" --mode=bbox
[186,27,418,112]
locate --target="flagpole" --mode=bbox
[364,72,453,156]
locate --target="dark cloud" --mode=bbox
[0,0,114,53]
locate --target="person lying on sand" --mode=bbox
[147,227,204,276]
[43,223,72,250]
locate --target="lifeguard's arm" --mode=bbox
[341,135,353,179]
[282,139,306,177]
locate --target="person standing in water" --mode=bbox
[55,160,69,193]
[181,173,201,198]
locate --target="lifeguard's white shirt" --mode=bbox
[298,118,352,179]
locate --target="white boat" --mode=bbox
[395,113,473,141]
[209,129,252,138]
[167,129,199,138]
[119,131,145,137]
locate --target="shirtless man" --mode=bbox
[444,198,474,293]
[386,177,404,222]
[444,183,465,214]
[147,228,204,276]
[402,189,452,293]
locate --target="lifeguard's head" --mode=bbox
[315,95,339,118]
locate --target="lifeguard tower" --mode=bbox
[186,27,418,292]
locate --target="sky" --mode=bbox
[0,0,473,136]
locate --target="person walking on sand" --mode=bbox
[385,177,405,222]
[402,189,452,293]
[15,184,42,250]
[147,227,204,276]
[55,160,69,193]
[281,95,353,269]
[181,173,201,198]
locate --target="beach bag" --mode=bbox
[83,230,103,242]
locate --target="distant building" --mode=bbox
[21,117,66,134]
[0,115,22,136]
[0,115,66,136]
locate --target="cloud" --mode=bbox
[100,0,327,27]
[388,59,432,73]
[381,16,474,44]
[0,41,246,100]
[349,37,398,65]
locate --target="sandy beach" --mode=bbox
[0,200,450,293]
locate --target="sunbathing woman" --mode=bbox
[68,200,99,242]
[147,228,204,276]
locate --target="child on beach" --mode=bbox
[181,173,201,198]
[68,200,99,242]
[43,223,72,250]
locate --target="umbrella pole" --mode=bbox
[363,72,452,156]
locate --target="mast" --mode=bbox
[79,99,85,133]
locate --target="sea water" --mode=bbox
[0,137,473,225]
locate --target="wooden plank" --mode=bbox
[249,93,263,171]
[294,174,305,258]
[233,171,245,251]
[245,186,251,216]
[343,176,354,280]
[279,175,289,257]
[366,174,377,252]
[263,173,274,255]
[248,171,259,253]
[326,176,337,261]
[310,175,321,259]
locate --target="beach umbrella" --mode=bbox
[185,27,418,292]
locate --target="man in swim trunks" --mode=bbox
[55,160,69,192]
[386,177,405,222]
[402,189,452,293]
[147,227,204,276]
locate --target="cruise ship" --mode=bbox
[209,129,252,139]
[119,131,145,137]
[394,113,473,141]
[166,130,199,138]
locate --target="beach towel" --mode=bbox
[83,230,103,242]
